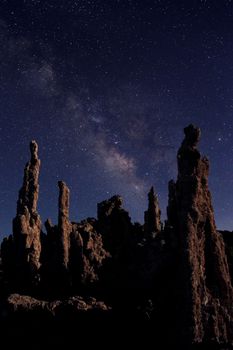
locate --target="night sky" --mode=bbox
[0,0,233,237]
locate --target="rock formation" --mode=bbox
[1,126,233,347]
[167,124,233,344]
[6,293,111,316]
[97,195,134,289]
[144,186,161,237]
[11,140,42,288]
[57,181,71,269]
[220,230,233,284]
[97,195,132,254]
[40,182,72,292]
[41,183,109,294]
[69,220,110,288]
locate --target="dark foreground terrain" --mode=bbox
[1,124,233,348]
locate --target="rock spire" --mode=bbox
[12,140,42,287]
[144,186,161,236]
[168,124,233,344]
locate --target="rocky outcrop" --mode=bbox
[97,195,132,254]
[41,185,109,294]
[97,195,135,289]
[167,124,233,344]
[69,219,110,288]
[7,294,111,317]
[3,141,42,289]
[97,195,123,223]
[144,186,161,237]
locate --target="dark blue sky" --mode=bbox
[1,0,233,237]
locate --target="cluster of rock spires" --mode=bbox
[1,125,233,347]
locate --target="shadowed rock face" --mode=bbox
[41,183,109,294]
[12,140,42,288]
[39,182,72,292]
[69,220,110,288]
[97,195,132,254]
[167,124,233,344]
[144,186,161,237]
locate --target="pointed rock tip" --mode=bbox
[149,186,154,194]
[58,181,69,190]
[30,140,39,159]
[183,124,201,147]
[104,195,123,208]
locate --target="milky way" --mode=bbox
[1,0,233,236]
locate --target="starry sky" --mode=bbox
[0,0,233,237]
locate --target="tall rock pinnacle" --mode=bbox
[58,181,71,268]
[144,186,161,235]
[13,140,42,287]
[17,140,40,215]
[168,124,233,344]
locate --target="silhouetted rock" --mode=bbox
[97,195,132,254]
[168,124,233,344]
[1,235,14,286]
[144,186,161,237]
[70,221,109,289]
[166,179,177,229]
[97,195,123,222]
[97,195,135,289]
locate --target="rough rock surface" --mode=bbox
[167,124,233,344]
[2,141,42,289]
[41,185,109,294]
[6,293,111,315]
[144,186,161,237]
[58,181,71,268]
[70,219,110,287]
[220,230,233,283]
[40,181,72,292]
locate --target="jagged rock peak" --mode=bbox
[17,140,40,215]
[148,186,157,201]
[182,124,201,148]
[173,124,233,344]
[177,124,204,179]
[11,139,42,286]
[149,186,154,196]
[144,186,161,234]
[58,181,70,221]
[97,195,123,220]
[30,140,39,161]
